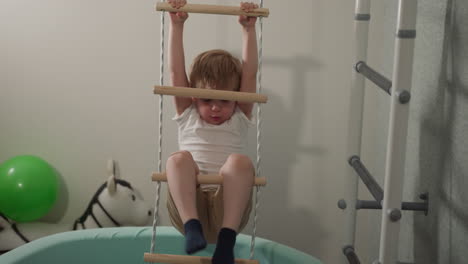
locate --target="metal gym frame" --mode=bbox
[337,0,428,263]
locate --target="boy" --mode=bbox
[165,1,259,264]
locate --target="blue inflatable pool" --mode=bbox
[0,226,322,264]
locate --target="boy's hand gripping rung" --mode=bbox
[156,2,269,17]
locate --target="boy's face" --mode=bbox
[194,81,238,125]
[194,98,237,125]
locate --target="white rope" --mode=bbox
[250,0,264,259]
[150,3,166,255]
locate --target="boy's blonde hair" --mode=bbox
[189,49,242,91]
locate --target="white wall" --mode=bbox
[0,0,387,263]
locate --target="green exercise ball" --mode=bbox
[0,155,59,222]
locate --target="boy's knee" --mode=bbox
[167,150,194,166]
[225,154,254,173]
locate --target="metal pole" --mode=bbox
[348,156,384,202]
[343,245,361,264]
[357,200,428,213]
[355,61,392,95]
[378,0,417,263]
[343,0,371,258]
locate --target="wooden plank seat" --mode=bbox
[152,172,267,186]
[154,86,268,104]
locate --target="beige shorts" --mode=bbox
[167,186,252,243]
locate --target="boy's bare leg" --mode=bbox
[220,154,254,231]
[213,153,254,264]
[166,150,206,254]
[166,151,199,222]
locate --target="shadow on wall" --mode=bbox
[250,54,328,256]
[414,0,468,263]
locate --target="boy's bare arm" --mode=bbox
[238,2,258,119]
[168,0,192,115]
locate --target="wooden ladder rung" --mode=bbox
[144,253,260,264]
[154,86,268,104]
[155,2,269,18]
[152,172,267,186]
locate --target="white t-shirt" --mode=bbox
[173,104,255,175]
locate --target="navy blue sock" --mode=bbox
[212,228,237,264]
[184,219,207,254]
